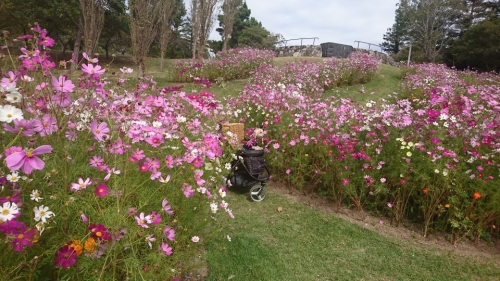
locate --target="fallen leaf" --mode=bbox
[277,207,283,212]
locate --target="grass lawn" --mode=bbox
[206,183,500,281]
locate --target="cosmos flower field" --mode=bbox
[1,25,500,279]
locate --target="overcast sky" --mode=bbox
[204,0,399,51]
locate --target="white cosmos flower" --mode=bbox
[210,202,218,214]
[33,205,55,223]
[36,221,45,235]
[0,104,24,123]
[6,91,22,103]
[0,202,20,222]
[30,189,43,202]
[442,169,449,177]
[176,115,186,123]
[6,171,20,183]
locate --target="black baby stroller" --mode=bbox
[226,148,270,202]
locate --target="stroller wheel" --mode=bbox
[249,184,266,202]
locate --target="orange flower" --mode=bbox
[444,204,450,208]
[69,240,83,256]
[422,188,429,194]
[84,237,97,253]
[473,192,481,200]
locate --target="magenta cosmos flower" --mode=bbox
[95,183,109,197]
[5,145,53,174]
[54,245,77,268]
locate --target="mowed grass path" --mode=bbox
[206,184,500,281]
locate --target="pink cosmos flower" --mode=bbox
[54,245,77,268]
[5,145,52,174]
[130,148,145,162]
[3,119,36,137]
[182,184,195,198]
[162,199,174,215]
[163,226,175,241]
[81,213,88,223]
[149,211,162,225]
[146,133,164,148]
[145,234,156,249]
[194,169,205,186]
[89,155,105,168]
[164,155,174,168]
[70,178,92,191]
[32,114,58,136]
[104,167,120,181]
[51,75,75,93]
[81,63,105,76]
[82,52,98,63]
[95,183,109,197]
[90,120,110,141]
[35,82,48,91]
[159,242,173,256]
[135,212,152,228]
[139,161,150,173]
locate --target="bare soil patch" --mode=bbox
[269,181,500,264]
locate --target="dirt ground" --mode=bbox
[270,181,500,264]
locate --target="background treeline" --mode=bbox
[0,0,281,61]
[381,0,500,72]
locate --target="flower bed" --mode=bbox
[0,25,234,280]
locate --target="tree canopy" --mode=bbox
[382,0,500,70]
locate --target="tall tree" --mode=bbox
[129,0,163,77]
[99,0,129,58]
[399,0,462,62]
[80,0,105,55]
[159,0,176,71]
[452,18,500,71]
[216,1,250,48]
[190,0,221,58]
[165,0,191,58]
[381,4,409,54]
[220,0,242,50]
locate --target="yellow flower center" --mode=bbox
[2,209,10,215]
[96,231,102,237]
[7,114,12,118]
[96,129,100,134]
[26,149,34,158]
[39,211,46,216]
[18,234,24,239]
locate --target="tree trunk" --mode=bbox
[138,58,145,78]
[71,12,84,72]
[160,52,164,72]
